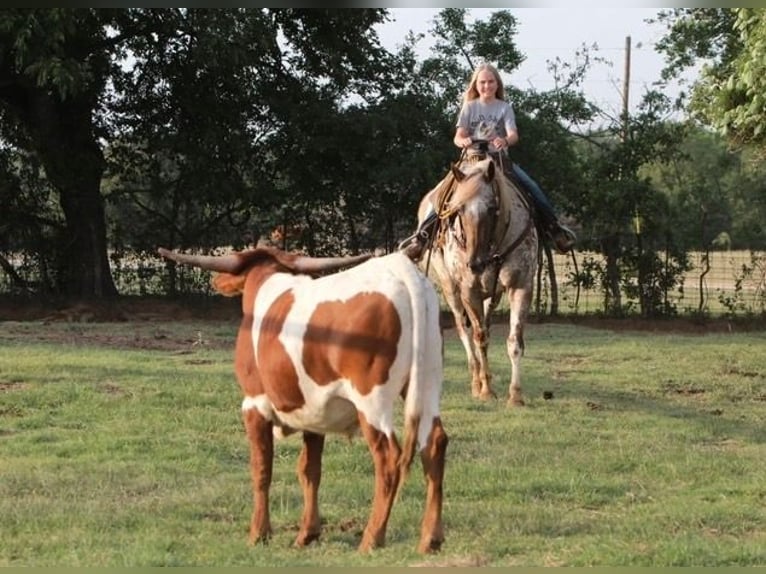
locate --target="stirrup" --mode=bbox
[550,224,576,254]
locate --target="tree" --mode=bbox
[0,10,121,297]
[571,87,689,316]
[0,8,393,298]
[654,8,766,156]
[645,126,766,251]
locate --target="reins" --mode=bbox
[421,147,469,276]
[422,146,535,284]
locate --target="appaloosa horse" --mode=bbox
[415,155,538,406]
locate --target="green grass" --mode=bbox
[0,319,764,566]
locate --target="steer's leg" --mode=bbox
[358,414,402,552]
[242,407,274,544]
[295,431,325,547]
[418,417,448,554]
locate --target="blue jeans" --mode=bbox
[508,163,557,229]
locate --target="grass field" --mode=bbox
[1,315,765,566]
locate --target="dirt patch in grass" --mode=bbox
[0,295,242,323]
[1,294,764,348]
[0,296,241,351]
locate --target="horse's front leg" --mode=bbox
[506,286,532,407]
[473,322,495,401]
[450,308,482,398]
[463,294,495,401]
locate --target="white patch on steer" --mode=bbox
[242,253,442,448]
[241,393,356,439]
[249,273,312,371]
[241,395,272,419]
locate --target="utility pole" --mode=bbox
[622,35,646,315]
[606,35,636,316]
[622,35,631,143]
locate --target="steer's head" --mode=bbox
[157,246,373,297]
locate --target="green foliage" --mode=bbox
[652,9,740,84]
[718,251,766,316]
[654,8,766,155]
[0,9,114,101]
[2,7,765,316]
[103,9,396,259]
[644,125,766,250]
[0,9,398,294]
[430,9,525,75]
[694,9,766,152]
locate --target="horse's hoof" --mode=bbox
[295,530,321,547]
[478,390,497,401]
[417,535,444,554]
[507,397,525,407]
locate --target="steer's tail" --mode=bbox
[395,253,443,499]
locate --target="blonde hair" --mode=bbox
[463,63,506,104]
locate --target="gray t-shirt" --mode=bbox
[456,99,517,154]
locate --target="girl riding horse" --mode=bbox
[399,62,576,259]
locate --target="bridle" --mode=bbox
[438,156,535,297]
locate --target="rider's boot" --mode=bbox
[398,209,439,261]
[548,221,577,254]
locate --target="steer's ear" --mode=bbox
[212,273,246,297]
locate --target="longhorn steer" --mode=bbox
[158,246,447,554]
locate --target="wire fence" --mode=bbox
[547,250,766,317]
[2,249,765,318]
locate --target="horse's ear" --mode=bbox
[484,159,495,182]
[451,163,465,182]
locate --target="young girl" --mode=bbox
[400,63,576,258]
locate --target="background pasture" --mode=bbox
[0,311,764,566]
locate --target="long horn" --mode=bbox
[291,252,373,275]
[157,247,243,273]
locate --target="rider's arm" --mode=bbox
[492,127,517,152]
[504,103,519,148]
[505,127,519,147]
[454,126,472,148]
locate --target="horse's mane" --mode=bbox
[447,157,515,210]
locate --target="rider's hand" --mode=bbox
[461,137,473,148]
[492,137,507,150]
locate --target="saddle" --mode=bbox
[430,149,532,249]
[432,159,536,275]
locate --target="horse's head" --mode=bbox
[448,158,500,274]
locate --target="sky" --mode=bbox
[376,8,694,127]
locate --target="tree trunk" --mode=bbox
[54,164,118,299]
[602,233,622,314]
[23,93,118,298]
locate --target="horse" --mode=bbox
[415,155,538,406]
